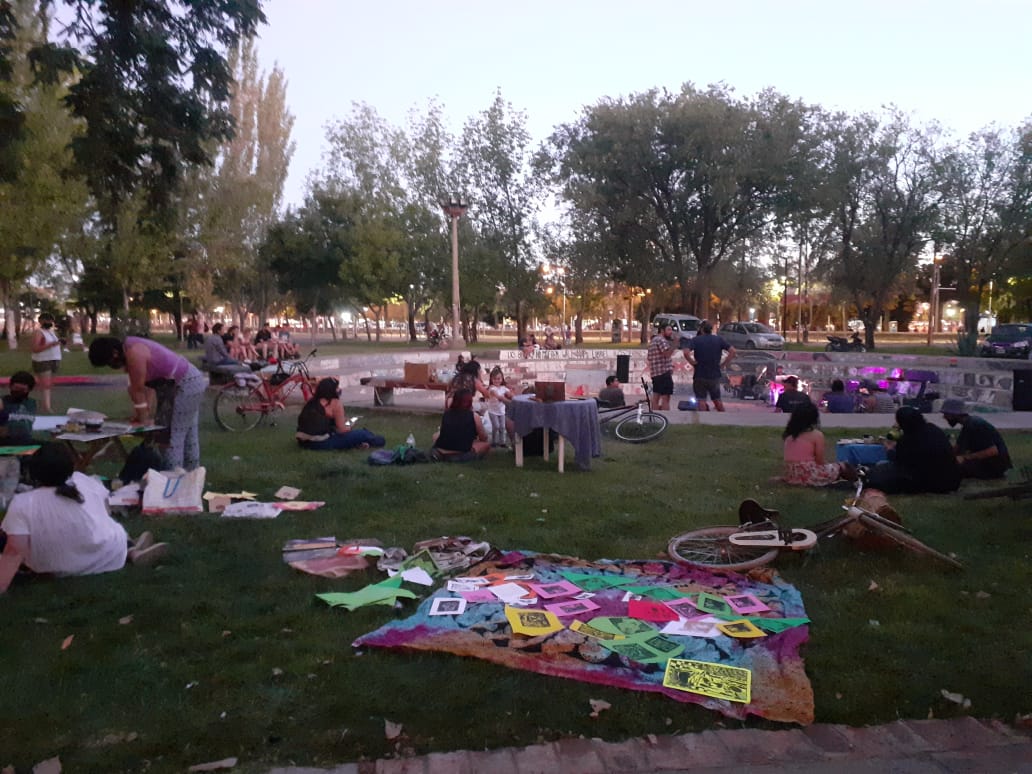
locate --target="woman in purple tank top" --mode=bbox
[88,337,206,470]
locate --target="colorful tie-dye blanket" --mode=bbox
[353,551,814,725]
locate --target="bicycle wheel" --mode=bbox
[856,512,963,569]
[667,526,779,572]
[213,384,265,431]
[614,411,668,443]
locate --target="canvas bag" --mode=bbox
[142,467,206,514]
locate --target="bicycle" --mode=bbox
[667,473,963,572]
[213,350,319,431]
[598,378,669,443]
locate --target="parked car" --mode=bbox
[651,313,701,348]
[718,321,785,350]
[979,323,1032,358]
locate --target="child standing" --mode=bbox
[486,366,513,447]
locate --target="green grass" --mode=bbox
[0,346,1028,771]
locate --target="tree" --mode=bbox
[542,84,810,319]
[29,0,266,231]
[455,91,542,343]
[822,111,944,348]
[938,123,1032,348]
[0,0,88,348]
[190,37,295,325]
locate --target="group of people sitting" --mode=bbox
[780,397,1012,494]
[293,358,513,462]
[204,321,300,370]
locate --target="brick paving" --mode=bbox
[267,717,1031,773]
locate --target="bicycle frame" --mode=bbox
[214,350,318,431]
[598,377,654,425]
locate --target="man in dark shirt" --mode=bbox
[941,398,1012,479]
[866,406,961,494]
[597,375,626,408]
[775,376,813,414]
[685,320,736,411]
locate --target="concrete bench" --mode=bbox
[198,358,250,386]
[360,377,449,406]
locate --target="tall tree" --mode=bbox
[822,111,944,348]
[30,0,266,231]
[0,0,88,348]
[542,84,809,318]
[455,91,542,343]
[192,37,295,325]
[938,123,1032,347]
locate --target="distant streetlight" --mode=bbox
[440,194,468,348]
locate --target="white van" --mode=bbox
[651,313,702,349]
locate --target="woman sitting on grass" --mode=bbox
[0,443,167,594]
[782,402,855,486]
[296,378,386,451]
[431,388,490,462]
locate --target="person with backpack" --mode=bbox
[296,378,385,451]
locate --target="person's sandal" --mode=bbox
[129,543,169,567]
[132,531,155,551]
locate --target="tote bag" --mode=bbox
[142,467,206,514]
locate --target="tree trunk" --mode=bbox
[3,279,17,350]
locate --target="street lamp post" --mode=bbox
[440,194,468,349]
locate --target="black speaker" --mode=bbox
[616,354,630,383]
[1014,369,1032,411]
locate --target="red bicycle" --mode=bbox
[213,350,318,431]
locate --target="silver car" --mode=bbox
[718,322,785,350]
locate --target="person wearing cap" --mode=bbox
[30,312,62,413]
[774,375,812,414]
[941,398,1012,479]
[865,406,961,494]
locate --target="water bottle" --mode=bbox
[406,432,415,448]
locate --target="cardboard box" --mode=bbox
[535,381,566,402]
[404,362,434,384]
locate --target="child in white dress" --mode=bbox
[486,366,513,447]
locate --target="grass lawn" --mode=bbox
[0,344,1029,772]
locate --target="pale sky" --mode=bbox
[256,0,1031,210]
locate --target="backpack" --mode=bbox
[368,445,430,466]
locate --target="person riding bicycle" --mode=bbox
[296,378,385,451]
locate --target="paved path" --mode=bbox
[269,716,1031,773]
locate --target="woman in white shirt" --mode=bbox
[30,312,62,413]
[0,443,167,593]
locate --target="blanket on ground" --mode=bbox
[353,551,813,725]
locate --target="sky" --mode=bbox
[255,0,1031,210]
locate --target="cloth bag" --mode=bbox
[142,467,206,514]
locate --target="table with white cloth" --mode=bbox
[508,395,602,472]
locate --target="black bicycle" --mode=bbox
[598,378,669,443]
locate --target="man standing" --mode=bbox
[647,323,678,411]
[941,398,1012,479]
[685,320,736,411]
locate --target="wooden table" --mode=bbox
[361,377,449,407]
[55,424,164,471]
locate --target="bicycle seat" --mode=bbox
[738,499,780,526]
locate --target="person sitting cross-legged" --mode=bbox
[296,378,386,451]
[0,443,168,594]
[431,388,490,462]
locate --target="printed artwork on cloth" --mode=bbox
[352,552,813,725]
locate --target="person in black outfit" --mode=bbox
[775,376,813,414]
[940,398,1012,479]
[431,388,489,462]
[866,406,960,494]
